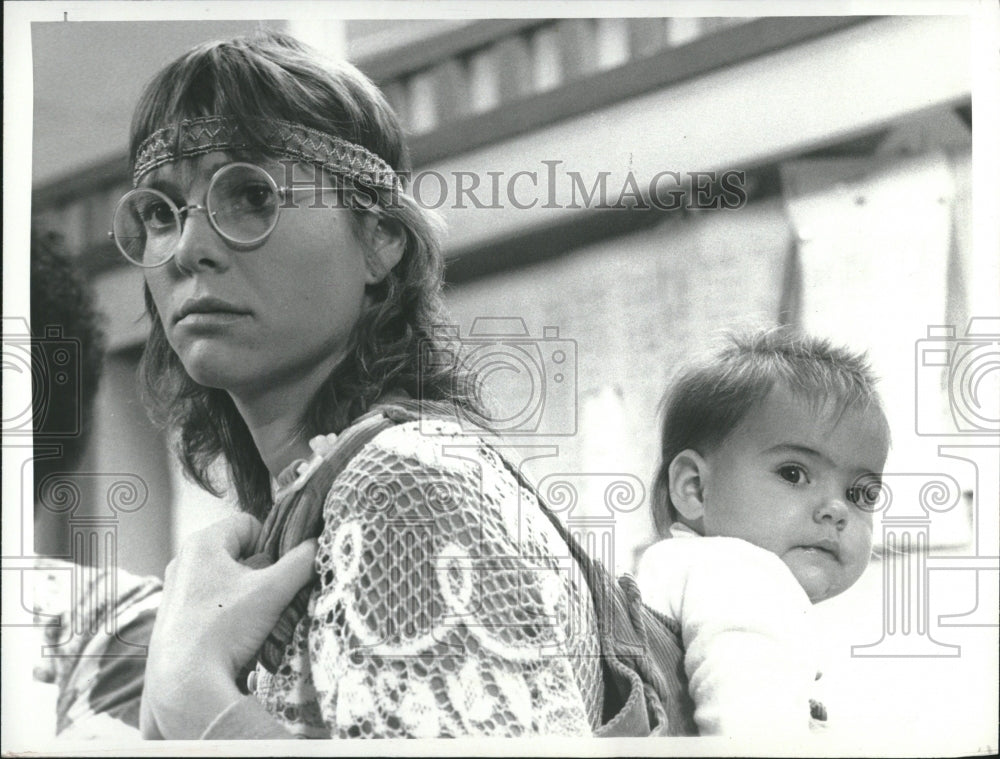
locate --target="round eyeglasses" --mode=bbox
[109,162,341,268]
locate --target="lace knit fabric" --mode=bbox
[251,420,604,737]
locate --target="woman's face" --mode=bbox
[143,153,379,397]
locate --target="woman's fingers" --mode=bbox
[256,539,318,600]
[142,514,276,739]
[179,513,263,562]
[215,513,263,560]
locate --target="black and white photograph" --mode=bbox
[3,1,998,755]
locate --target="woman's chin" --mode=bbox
[168,336,250,388]
[180,355,248,392]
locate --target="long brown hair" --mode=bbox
[134,30,484,518]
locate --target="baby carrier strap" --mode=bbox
[493,448,698,737]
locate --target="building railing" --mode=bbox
[360,18,755,138]
[32,16,871,273]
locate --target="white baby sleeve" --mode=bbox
[637,537,815,738]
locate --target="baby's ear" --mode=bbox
[669,449,707,525]
[363,216,405,285]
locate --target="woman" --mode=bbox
[117,30,605,739]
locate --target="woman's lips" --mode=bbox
[177,311,249,326]
[174,296,250,324]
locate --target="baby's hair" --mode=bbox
[651,327,890,535]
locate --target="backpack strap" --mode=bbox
[494,455,697,736]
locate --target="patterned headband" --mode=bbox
[132,115,401,192]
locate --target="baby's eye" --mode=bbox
[777,464,808,485]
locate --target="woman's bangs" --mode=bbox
[131,49,266,159]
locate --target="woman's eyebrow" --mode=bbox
[142,160,234,194]
[142,176,180,194]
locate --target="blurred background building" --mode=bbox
[23,14,997,745]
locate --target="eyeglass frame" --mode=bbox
[108,161,347,268]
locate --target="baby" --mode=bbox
[637,328,890,737]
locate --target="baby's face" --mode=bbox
[699,384,889,603]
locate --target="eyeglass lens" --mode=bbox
[111,163,281,266]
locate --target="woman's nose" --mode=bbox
[172,206,231,274]
[814,492,849,529]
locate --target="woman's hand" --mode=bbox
[140,513,317,739]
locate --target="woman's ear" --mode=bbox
[363,216,405,285]
[669,449,709,525]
